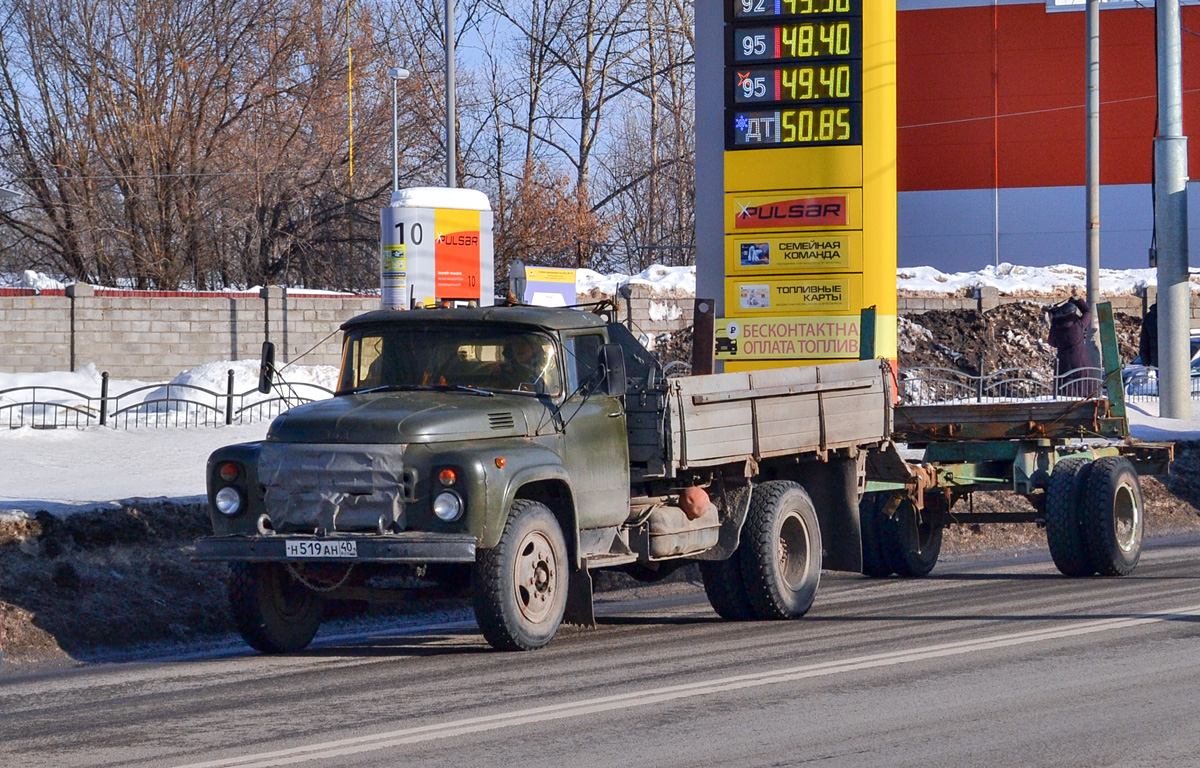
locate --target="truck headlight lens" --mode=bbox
[215,486,243,516]
[433,491,464,522]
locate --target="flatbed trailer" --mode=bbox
[860,302,1173,577]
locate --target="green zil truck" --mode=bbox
[193,304,1169,652]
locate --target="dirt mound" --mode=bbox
[898,301,1143,373]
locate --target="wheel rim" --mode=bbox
[1113,482,1141,553]
[776,511,811,590]
[273,567,313,619]
[512,530,558,624]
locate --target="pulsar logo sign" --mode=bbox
[735,196,847,229]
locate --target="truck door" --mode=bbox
[560,332,630,530]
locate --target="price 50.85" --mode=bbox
[781,107,852,143]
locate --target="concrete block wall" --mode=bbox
[0,286,378,380]
[585,283,695,348]
[898,288,1168,318]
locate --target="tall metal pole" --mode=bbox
[392,77,399,193]
[445,0,456,188]
[1155,0,1191,418]
[388,67,409,194]
[1085,0,1101,364]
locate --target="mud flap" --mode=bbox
[563,566,595,627]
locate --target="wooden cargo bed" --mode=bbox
[667,359,892,470]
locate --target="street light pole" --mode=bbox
[387,68,410,194]
[446,0,456,187]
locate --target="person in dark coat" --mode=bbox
[1138,302,1158,367]
[1047,297,1093,397]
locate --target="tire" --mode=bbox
[858,492,894,577]
[699,557,756,621]
[1080,457,1144,576]
[228,562,323,654]
[880,499,942,578]
[472,499,568,651]
[738,481,822,620]
[1044,457,1095,577]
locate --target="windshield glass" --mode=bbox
[338,326,562,397]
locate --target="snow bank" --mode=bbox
[576,264,696,296]
[897,262,1197,297]
[0,270,66,290]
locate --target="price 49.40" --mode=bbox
[733,64,856,105]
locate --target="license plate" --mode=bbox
[285,539,358,558]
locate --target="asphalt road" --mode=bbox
[4,537,1200,768]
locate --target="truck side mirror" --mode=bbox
[599,343,627,397]
[258,341,276,394]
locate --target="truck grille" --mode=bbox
[258,443,408,534]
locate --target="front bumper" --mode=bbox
[191,532,476,563]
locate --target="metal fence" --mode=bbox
[1121,366,1200,403]
[0,371,334,429]
[898,361,1105,406]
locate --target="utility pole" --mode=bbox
[1084,0,1101,366]
[1155,0,1191,419]
[446,0,457,188]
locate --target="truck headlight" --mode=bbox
[215,486,243,516]
[433,491,464,522]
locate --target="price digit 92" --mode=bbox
[740,0,767,15]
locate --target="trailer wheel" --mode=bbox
[699,557,756,621]
[739,481,822,619]
[1080,457,1144,576]
[858,493,894,577]
[228,562,323,654]
[473,499,568,650]
[881,500,943,577]
[1044,457,1095,577]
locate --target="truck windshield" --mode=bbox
[338,326,563,397]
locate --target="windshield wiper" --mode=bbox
[440,384,495,397]
[352,383,495,397]
[351,384,433,395]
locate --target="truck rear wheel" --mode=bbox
[228,562,323,653]
[1081,457,1144,576]
[881,499,942,577]
[739,481,822,620]
[1045,457,1095,577]
[473,499,568,651]
[699,557,756,621]
[858,493,894,577]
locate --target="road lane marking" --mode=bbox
[173,604,1200,768]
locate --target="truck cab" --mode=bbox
[196,306,635,651]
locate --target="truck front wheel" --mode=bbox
[473,499,568,651]
[739,481,822,620]
[228,562,323,653]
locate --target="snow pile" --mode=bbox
[896,262,1194,297]
[0,270,67,290]
[0,360,337,418]
[576,264,695,296]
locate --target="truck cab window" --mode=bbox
[564,334,604,394]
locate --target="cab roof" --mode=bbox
[341,305,609,333]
